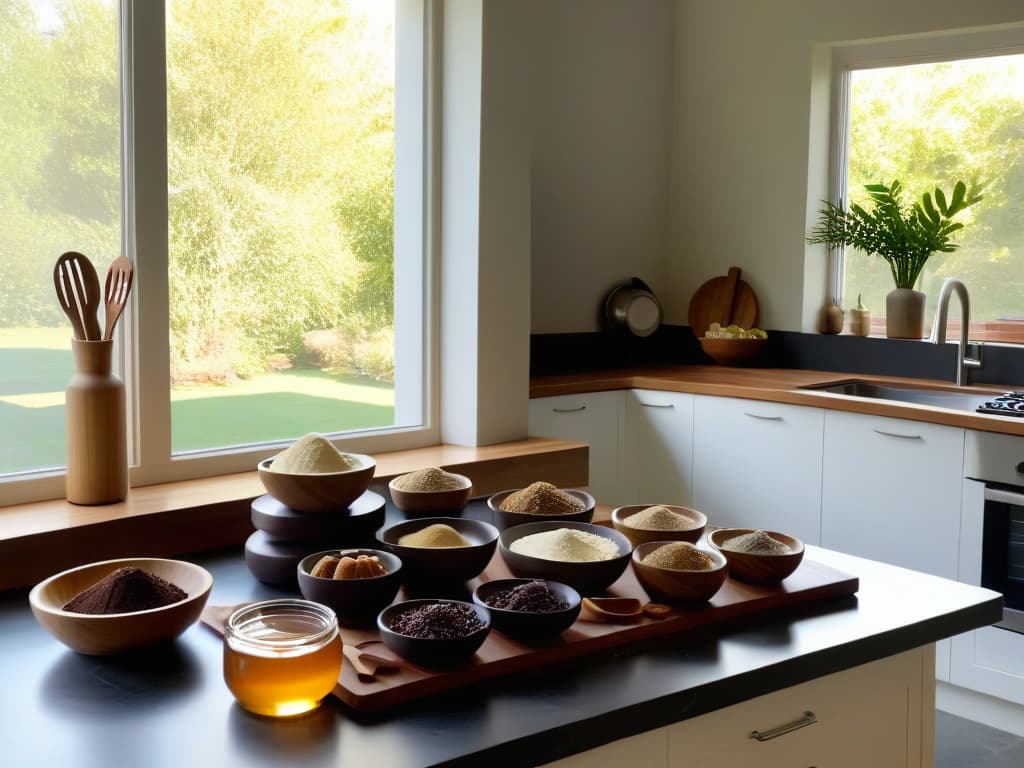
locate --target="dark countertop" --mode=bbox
[1,500,1001,768]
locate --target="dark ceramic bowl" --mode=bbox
[388,472,474,515]
[257,454,375,513]
[631,542,728,603]
[250,490,385,545]
[377,599,491,667]
[297,548,402,627]
[498,520,632,594]
[487,488,595,531]
[611,504,707,548]
[244,531,317,587]
[376,517,499,585]
[472,578,581,641]
[708,528,805,585]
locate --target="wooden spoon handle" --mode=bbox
[718,266,741,326]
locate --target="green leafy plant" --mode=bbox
[807,180,983,289]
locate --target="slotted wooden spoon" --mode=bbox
[53,251,102,341]
[103,256,134,340]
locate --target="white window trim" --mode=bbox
[827,23,1024,309]
[0,0,440,506]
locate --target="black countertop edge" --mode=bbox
[435,595,1003,767]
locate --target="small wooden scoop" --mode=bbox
[579,597,644,623]
[103,256,134,340]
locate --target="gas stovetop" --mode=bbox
[977,392,1024,417]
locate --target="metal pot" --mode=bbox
[602,278,663,337]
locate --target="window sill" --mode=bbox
[0,438,587,592]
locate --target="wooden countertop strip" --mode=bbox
[531,365,1024,437]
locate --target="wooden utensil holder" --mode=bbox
[66,339,127,505]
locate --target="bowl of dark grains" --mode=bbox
[498,520,632,594]
[377,599,491,667]
[487,482,595,531]
[377,517,499,585]
[611,504,707,548]
[297,548,403,627]
[472,578,581,640]
[708,528,804,585]
[388,467,473,515]
[631,542,728,603]
[29,557,213,655]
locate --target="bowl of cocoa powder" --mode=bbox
[487,482,595,531]
[29,557,213,655]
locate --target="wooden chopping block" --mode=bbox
[688,266,759,337]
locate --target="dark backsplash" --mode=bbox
[531,325,1024,388]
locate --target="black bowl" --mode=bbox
[251,490,386,545]
[297,548,403,627]
[377,599,491,667]
[472,579,581,640]
[244,531,314,587]
[487,488,595,531]
[498,520,632,594]
[376,517,499,586]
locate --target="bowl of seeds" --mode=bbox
[388,467,473,515]
[631,541,728,603]
[708,528,804,585]
[611,504,707,548]
[377,598,491,667]
[487,482,595,531]
[376,517,499,586]
[472,578,582,640]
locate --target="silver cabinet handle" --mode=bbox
[1016,461,1024,475]
[744,412,783,421]
[873,429,923,440]
[551,406,586,413]
[750,710,818,742]
[640,402,674,409]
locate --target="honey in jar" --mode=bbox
[224,599,343,717]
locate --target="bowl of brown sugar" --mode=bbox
[488,482,595,531]
[388,467,473,515]
[29,557,213,655]
[612,504,707,548]
[631,541,728,603]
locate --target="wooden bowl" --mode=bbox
[498,520,632,594]
[378,599,491,668]
[699,337,766,366]
[472,579,582,640]
[376,517,499,585]
[631,542,728,603]
[29,557,213,655]
[611,504,707,548]
[297,548,403,627]
[708,528,804,584]
[257,454,375,513]
[388,472,473,515]
[487,488,595,531]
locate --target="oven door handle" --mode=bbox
[984,486,1024,506]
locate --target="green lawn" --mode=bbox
[0,328,395,474]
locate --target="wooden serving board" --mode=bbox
[688,266,759,337]
[206,552,857,712]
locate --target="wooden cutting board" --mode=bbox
[688,266,759,337]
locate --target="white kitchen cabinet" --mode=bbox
[820,411,964,580]
[540,728,668,768]
[620,389,695,507]
[528,392,622,505]
[691,395,824,544]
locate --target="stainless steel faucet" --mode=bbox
[928,277,983,386]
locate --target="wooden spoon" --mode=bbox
[53,251,102,341]
[579,597,643,623]
[103,256,134,340]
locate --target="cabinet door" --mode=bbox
[691,396,824,544]
[540,728,667,768]
[820,411,964,580]
[528,392,621,505]
[621,389,695,507]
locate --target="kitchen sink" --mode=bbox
[801,380,995,412]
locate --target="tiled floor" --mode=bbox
[936,711,1024,768]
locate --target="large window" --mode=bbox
[832,31,1024,342]
[0,0,434,505]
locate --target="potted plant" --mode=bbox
[807,180,982,338]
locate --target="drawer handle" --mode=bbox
[873,429,923,440]
[640,402,674,409]
[744,412,783,421]
[551,406,586,413]
[750,710,818,742]
[1017,462,1024,474]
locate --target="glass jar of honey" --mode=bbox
[224,599,343,717]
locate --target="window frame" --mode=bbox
[0,0,439,506]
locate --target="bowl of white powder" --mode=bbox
[498,520,632,594]
[258,433,375,513]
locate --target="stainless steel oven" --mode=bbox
[981,483,1024,634]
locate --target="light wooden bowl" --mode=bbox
[699,337,766,366]
[257,453,375,513]
[631,542,728,603]
[708,528,804,585]
[29,557,213,655]
[388,472,473,515]
[487,488,595,531]
[611,504,707,548]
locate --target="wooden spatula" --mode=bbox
[103,256,134,340]
[53,251,102,341]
